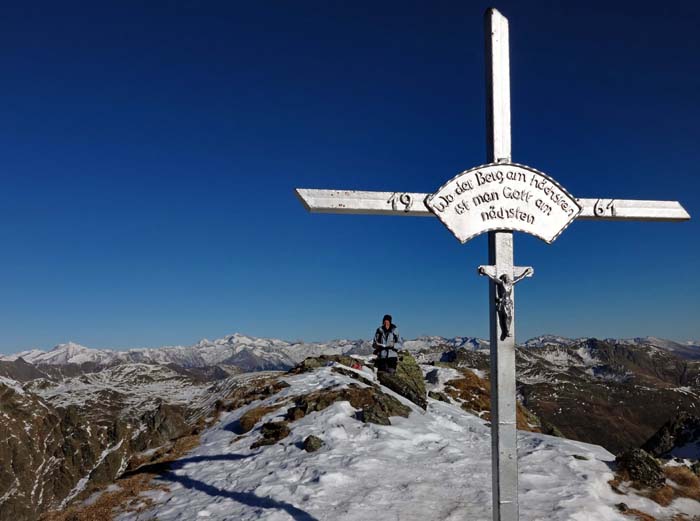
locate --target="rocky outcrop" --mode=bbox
[377,352,427,409]
[615,449,665,488]
[286,384,411,426]
[289,355,364,374]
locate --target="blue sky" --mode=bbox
[0,1,698,353]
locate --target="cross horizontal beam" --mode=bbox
[295,188,690,222]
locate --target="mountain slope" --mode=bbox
[105,365,698,521]
[0,366,214,521]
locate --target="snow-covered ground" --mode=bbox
[113,365,699,521]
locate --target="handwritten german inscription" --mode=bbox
[425,163,581,244]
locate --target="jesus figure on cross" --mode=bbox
[478,266,533,340]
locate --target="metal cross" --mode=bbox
[295,8,689,521]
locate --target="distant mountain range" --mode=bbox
[0,333,371,372]
[2,333,698,373]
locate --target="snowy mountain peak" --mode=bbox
[50,341,89,353]
[42,342,108,365]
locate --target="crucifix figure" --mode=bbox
[478,265,533,340]
[295,8,690,521]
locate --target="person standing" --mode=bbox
[373,314,400,373]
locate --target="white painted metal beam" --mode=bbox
[295,189,690,222]
[485,8,518,521]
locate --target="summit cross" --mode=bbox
[294,8,690,521]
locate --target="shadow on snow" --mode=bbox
[157,470,320,521]
[121,453,254,478]
[122,452,319,521]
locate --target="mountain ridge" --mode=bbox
[3,333,698,369]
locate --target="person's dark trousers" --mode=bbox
[376,357,398,373]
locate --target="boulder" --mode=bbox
[250,421,291,449]
[615,449,665,488]
[303,435,324,452]
[428,390,450,403]
[424,368,440,385]
[377,353,427,409]
[541,420,564,438]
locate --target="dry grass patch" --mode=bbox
[646,484,675,507]
[443,370,541,432]
[610,464,700,512]
[609,476,625,494]
[238,403,287,434]
[665,466,700,501]
[444,371,491,417]
[621,508,657,521]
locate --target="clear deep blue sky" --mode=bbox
[0,1,698,353]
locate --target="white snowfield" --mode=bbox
[25,363,209,411]
[114,365,699,521]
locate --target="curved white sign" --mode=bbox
[425,163,581,244]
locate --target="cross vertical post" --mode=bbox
[485,9,518,521]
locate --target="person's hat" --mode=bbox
[382,314,392,324]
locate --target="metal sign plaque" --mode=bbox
[425,162,582,244]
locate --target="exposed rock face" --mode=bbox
[0,358,51,381]
[377,353,427,409]
[0,366,206,521]
[615,449,665,488]
[642,413,700,458]
[0,377,67,521]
